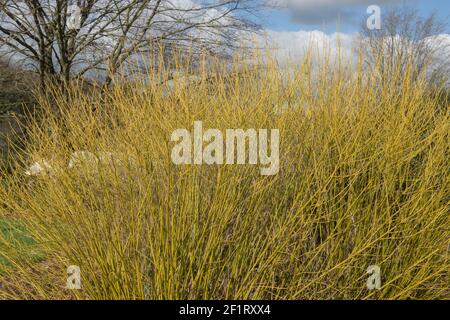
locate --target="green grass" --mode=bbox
[0,218,45,272]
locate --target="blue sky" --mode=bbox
[259,0,450,33]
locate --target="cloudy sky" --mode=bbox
[261,0,450,33]
[253,0,450,62]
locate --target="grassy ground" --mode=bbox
[0,51,448,299]
[0,218,44,272]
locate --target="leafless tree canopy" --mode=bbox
[361,7,450,85]
[0,0,260,86]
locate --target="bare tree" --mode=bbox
[361,7,450,85]
[0,0,259,87]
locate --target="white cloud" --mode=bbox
[260,29,358,64]
[260,28,450,81]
